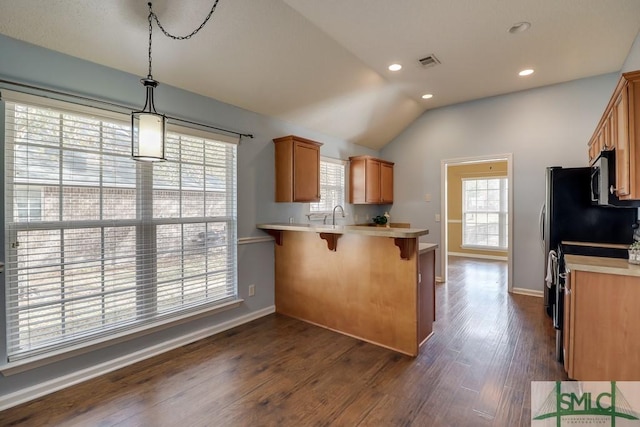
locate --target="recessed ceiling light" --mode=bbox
[421,94,433,99]
[509,22,531,34]
[388,63,402,71]
[519,69,534,76]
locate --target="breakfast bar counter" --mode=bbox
[257,223,434,356]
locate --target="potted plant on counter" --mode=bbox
[372,215,388,227]
[629,241,640,264]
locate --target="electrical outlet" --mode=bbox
[435,214,441,222]
[425,193,431,202]
[248,284,255,296]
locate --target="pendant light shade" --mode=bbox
[131,1,222,161]
[132,77,166,162]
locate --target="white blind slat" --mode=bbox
[310,157,346,213]
[4,96,238,361]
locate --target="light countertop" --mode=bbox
[419,243,438,254]
[256,223,429,238]
[565,254,640,277]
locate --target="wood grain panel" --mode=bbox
[349,157,366,204]
[365,158,381,203]
[292,140,320,202]
[419,248,435,343]
[380,161,394,203]
[274,137,293,202]
[274,231,419,355]
[572,270,640,380]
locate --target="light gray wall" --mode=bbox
[0,34,380,401]
[380,73,620,291]
[622,30,640,73]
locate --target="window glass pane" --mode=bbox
[15,144,60,184]
[5,98,238,361]
[462,177,508,249]
[311,159,345,213]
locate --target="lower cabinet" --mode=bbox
[418,247,436,345]
[563,269,640,380]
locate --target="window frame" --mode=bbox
[2,91,240,365]
[461,176,508,251]
[308,156,347,217]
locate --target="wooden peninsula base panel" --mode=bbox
[257,224,435,356]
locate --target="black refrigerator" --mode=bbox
[541,166,637,314]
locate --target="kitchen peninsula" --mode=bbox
[257,223,435,356]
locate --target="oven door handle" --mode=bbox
[539,204,545,242]
[539,203,546,252]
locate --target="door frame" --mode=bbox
[440,153,514,292]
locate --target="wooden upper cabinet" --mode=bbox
[380,162,394,203]
[588,70,640,199]
[273,135,322,202]
[615,89,630,197]
[349,155,394,204]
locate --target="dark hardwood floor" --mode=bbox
[1,255,567,426]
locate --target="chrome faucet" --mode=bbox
[332,205,345,226]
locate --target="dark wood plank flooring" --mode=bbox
[0,255,567,426]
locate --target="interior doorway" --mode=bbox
[440,154,514,292]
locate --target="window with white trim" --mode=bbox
[462,177,508,250]
[4,93,238,362]
[309,157,346,213]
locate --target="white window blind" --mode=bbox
[462,177,508,250]
[4,93,238,362]
[310,157,345,213]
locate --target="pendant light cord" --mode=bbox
[147,4,154,78]
[150,0,220,41]
[146,1,221,78]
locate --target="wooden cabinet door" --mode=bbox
[349,158,366,204]
[588,139,598,164]
[274,135,322,202]
[380,162,394,203]
[571,270,640,380]
[349,155,394,204]
[563,271,573,377]
[418,249,435,345]
[365,158,381,203]
[615,89,630,197]
[293,140,320,202]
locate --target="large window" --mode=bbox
[4,93,238,362]
[310,157,346,213]
[462,177,508,250]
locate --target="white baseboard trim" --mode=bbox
[511,288,544,298]
[448,252,508,261]
[0,305,276,412]
[435,276,444,283]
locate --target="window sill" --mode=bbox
[1,298,243,376]
[461,245,508,252]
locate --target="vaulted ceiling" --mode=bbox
[1,1,639,149]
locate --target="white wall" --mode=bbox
[381,73,619,292]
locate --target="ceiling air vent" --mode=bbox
[418,54,440,69]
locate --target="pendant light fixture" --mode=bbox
[132,1,221,161]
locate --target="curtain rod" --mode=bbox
[0,78,254,140]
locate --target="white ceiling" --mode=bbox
[1,0,639,150]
